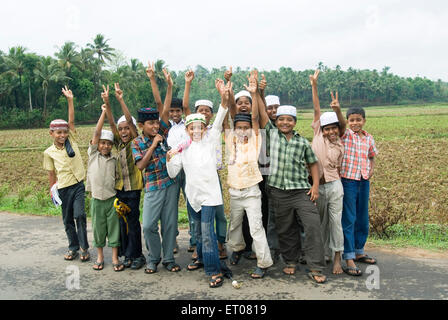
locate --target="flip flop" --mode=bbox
[283,265,296,275]
[80,249,90,262]
[113,263,125,272]
[354,255,377,264]
[163,262,181,272]
[209,275,224,288]
[93,261,104,271]
[307,271,327,284]
[230,251,244,265]
[342,265,363,277]
[144,262,159,274]
[251,267,267,279]
[187,261,204,271]
[64,250,78,261]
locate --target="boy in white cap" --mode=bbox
[257,94,327,284]
[100,83,145,270]
[86,104,122,271]
[166,81,232,288]
[43,86,89,262]
[264,95,280,122]
[309,69,346,275]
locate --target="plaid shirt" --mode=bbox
[131,120,175,192]
[340,128,378,181]
[265,121,317,190]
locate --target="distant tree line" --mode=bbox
[1,34,447,129]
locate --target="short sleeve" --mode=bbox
[131,139,143,164]
[368,136,378,158]
[303,139,318,164]
[43,151,55,171]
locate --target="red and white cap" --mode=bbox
[49,119,69,131]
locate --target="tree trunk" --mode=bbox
[43,87,47,119]
[28,82,33,111]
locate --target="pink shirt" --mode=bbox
[311,120,344,183]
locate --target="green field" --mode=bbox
[1,104,447,247]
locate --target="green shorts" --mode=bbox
[91,197,120,248]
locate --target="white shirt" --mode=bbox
[167,119,188,149]
[167,106,228,212]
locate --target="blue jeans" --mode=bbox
[341,178,370,260]
[187,201,221,276]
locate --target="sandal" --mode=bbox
[342,265,363,277]
[230,251,244,265]
[187,245,196,253]
[64,250,78,261]
[113,262,125,272]
[123,257,133,268]
[283,264,296,275]
[218,243,228,259]
[354,254,377,265]
[93,261,104,271]
[308,271,327,284]
[209,275,224,288]
[144,262,159,274]
[163,262,181,272]
[251,267,267,279]
[80,249,90,262]
[243,251,257,260]
[187,261,204,271]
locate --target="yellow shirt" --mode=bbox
[226,130,263,189]
[43,130,85,189]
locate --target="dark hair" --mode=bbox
[236,96,252,105]
[233,113,252,127]
[346,107,365,119]
[170,98,183,110]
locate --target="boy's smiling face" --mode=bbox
[118,122,132,143]
[196,106,213,126]
[169,108,183,124]
[322,124,340,143]
[50,129,69,148]
[276,115,296,135]
[236,97,252,114]
[139,119,160,138]
[98,139,113,156]
[186,122,206,142]
[347,113,366,133]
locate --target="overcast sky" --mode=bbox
[1,0,447,81]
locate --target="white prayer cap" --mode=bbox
[234,90,251,101]
[100,130,114,142]
[117,115,137,127]
[185,113,206,127]
[276,105,297,119]
[320,112,339,127]
[194,99,213,111]
[265,95,280,106]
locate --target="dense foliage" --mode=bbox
[1,34,447,129]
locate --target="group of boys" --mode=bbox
[43,64,378,287]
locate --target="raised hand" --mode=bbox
[221,81,233,108]
[259,74,267,91]
[101,84,110,105]
[61,85,73,100]
[309,69,320,86]
[163,68,173,87]
[224,66,232,82]
[185,70,195,83]
[330,91,340,111]
[114,83,124,101]
[146,60,156,79]
[215,78,225,96]
[101,104,107,112]
[244,72,258,94]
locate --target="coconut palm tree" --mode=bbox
[1,47,27,108]
[86,34,115,64]
[55,41,80,76]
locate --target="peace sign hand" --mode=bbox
[101,84,110,105]
[330,91,340,111]
[146,60,156,79]
[309,69,320,86]
[61,85,73,100]
[114,83,123,101]
[163,68,173,87]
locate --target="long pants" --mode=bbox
[59,181,89,252]
[268,186,325,271]
[317,180,344,259]
[227,185,273,269]
[142,183,178,265]
[188,201,221,276]
[174,169,196,246]
[91,197,120,248]
[117,189,143,259]
[341,178,370,261]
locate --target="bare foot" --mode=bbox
[333,252,343,274]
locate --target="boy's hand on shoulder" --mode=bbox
[114,82,124,101]
[61,85,74,101]
[309,69,319,86]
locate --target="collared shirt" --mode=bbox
[86,143,117,200]
[131,120,175,192]
[114,132,143,192]
[264,121,317,190]
[167,119,188,149]
[311,120,344,183]
[225,129,263,189]
[43,130,85,189]
[340,128,378,181]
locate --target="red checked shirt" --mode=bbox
[340,129,378,181]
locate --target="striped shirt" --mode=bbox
[340,129,378,180]
[114,132,143,192]
[131,120,175,192]
[265,121,317,190]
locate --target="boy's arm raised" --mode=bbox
[114,82,138,139]
[101,84,119,137]
[183,70,194,117]
[160,68,173,126]
[91,105,107,146]
[309,69,321,123]
[244,72,260,134]
[62,86,75,132]
[330,91,346,136]
[146,60,163,113]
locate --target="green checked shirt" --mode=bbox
[265,121,318,190]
